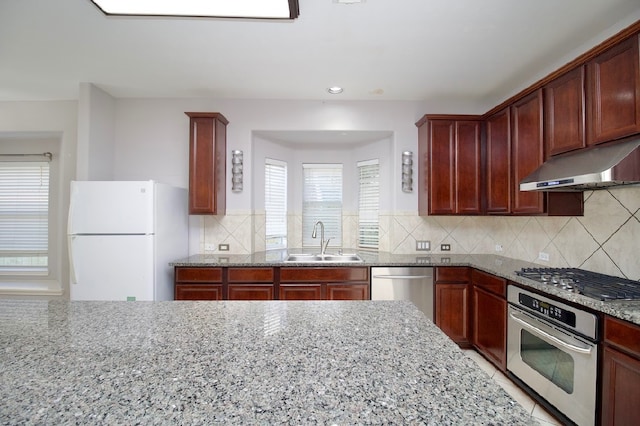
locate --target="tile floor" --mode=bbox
[463,350,563,426]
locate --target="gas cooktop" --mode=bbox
[515,267,640,301]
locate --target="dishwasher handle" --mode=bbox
[372,275,430,280]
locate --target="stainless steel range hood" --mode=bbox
[520,139,640,191]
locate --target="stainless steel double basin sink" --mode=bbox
[284,253,364,263]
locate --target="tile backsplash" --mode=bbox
[200,186,640,280]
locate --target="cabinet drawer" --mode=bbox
[472,269,506,297]
[175,284,223,300]
[281,267,369,283]
[175,267,222,283]
[435,267,470,283]
[228,267,274,283]
[605,316,640,358]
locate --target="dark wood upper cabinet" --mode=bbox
[587,35,640,146]
[455,121,483,214]
[511,90,545,214]
[544,66,586,156]
[417,116,482,215]
[186,112,228,215]
[485,107,511,214]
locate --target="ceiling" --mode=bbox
[1,0,640,111]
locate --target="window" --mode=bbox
[357,159,379,249]
[265,158,287,250]
[302,164,342,248]
[0,160,50,274]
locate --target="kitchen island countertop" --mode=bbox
[0,299,533,425]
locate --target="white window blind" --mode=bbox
[265,158,287,250]
[302,164,342,248]
[358,159,379,249]
[0,161,50,273]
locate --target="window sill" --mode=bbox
[0,280,63,297]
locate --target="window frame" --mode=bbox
[264,158,288,250]
[302,163,343,248]
[357,159,379,250]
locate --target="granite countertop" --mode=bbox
[0,300,533,425]
[171,251,640,326]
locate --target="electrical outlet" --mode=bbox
[440,244,451,251]
[204,243,216,251]
[416,240,431,251]
[495,244,503,252]
[218,243,230,251]
[538,252,550,262]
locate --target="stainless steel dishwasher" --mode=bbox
[371,267,434,320]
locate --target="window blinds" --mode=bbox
[265,159,287,249]
[0,161,50,272]
[302,164,342,248]
[357,159,379,249]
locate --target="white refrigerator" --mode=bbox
[68,181,188,301]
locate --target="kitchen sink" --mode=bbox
[284,253,364,263]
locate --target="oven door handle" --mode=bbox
[509,311,593,355]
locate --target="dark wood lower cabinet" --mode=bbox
[327,283,369,300]
[434,267,472,347]
[472,286,506,370]
[435,283,471,347]
[602,346,640,426]
[601,315,640,425]
[279,284,323,300]
[228,284,274,300]
[175,266,369,301]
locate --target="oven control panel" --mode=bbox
[507,285,598,340]
[518,293,576,327]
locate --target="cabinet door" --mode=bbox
[428,120,456,214]
[472,286,507,371]
[587,35,640,145]
[186,112,228,215]
[435,283,471,346]
[279,284,322,300]
[327,284,369,300]
[228,284,274,300]
[175,284,223,300]
[545,66,586,156]
[511,90,545,214]
[455,121,482,214]
[486,108,511,214]
[602,346,640,425]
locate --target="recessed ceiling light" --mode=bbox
[327,86,344,94]
[89,0,300,19]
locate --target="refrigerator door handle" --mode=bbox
[68,235,78,284]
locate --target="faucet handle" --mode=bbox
[323,237,332,253]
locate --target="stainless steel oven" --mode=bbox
[507,285,598,426]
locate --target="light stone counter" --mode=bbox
[171,251,640,326]
[0,299,533,425]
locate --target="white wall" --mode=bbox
[77,83,115,180]
[112,98,424,211]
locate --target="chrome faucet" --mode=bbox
[312,220,332,255]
